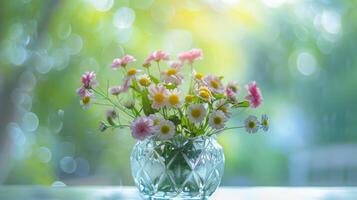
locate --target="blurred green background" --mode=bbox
[1,0,357,186]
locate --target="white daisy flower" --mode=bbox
[245,115,259,133]
[148,84,169,109]
[166,89,182,108]
[209,110,228,130]
[80,92,95,110]
[156,119,175,140]
[203,75,224,94]
[215,99,231,118]
[137,74,151,87]
[149,114,163,127]
[187,104,207,124]
[192,69,204,82]
[127,68,142,78]
[261,114,269,131]
[162,67,184,85]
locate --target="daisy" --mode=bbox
[80,92,94,110]
[81,71,98,89]
[203,75,224,94]
[209,110,228,130]
[197,86,212,101]
[112,54,136,68]
[245,81,263,108]
[130,116,154,140]
[166,89,181,108]
[137,74,151,87]
[162,67,184,85]
[155,119,175,140]
[178,48,203,64]
[148,84,169,109]
[215,99,231,117]
[187,104,207,124]
[185,95,194,103]
[261,114,269,131]
[149,114,163,127]
[244,115,259,134]
[192,70,204,82]
[127,68,142,77]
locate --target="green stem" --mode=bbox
[93,89,135,119]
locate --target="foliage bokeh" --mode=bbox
[1,0,357,186]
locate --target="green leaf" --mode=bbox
[213,93,225,100]
[168,115,180,126]
[149,75,160,85]
[233,100,250,108]
[141,91,157,116]
[165,84,177,90]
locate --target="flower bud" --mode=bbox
[124,100,135,109]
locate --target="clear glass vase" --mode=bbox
[130,135,225,200]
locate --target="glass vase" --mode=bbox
[130,135,225,200]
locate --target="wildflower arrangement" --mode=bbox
[76,49,268,140]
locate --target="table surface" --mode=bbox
[0,186,357,200]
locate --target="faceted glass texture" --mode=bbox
[130,135,225,200]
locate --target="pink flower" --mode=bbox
[152,50,169,62]
[81,71,98,89]
[178,48,203,64]
[130,116,154,140]
[143,54,154,67]
[143,50,169,67]
[112,54,136,68]
[245,81,263,108]
[76,86,88,98]
[226,87,235,98]
[168,60,183,69]
[118,77,132,93]
[111,58,122,68]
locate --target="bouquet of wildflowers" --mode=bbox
[76,49,268,140]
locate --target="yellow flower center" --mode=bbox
[82,96,91,105]
[213,117,222,125]
[153,119,160,126]
[185,95,194,103]
[167,69,177,76]
[127,68,137,76]
[191,109,202,119]
[154,93,165,103]
[139,77,151,86]
[248,121,256,129]
[263,120,268,126]
[211,80,220,89]
[198,86,211,100]
[195,72,204,80]
[161,125,170,134]
[199,91,210,99]
[168,94,179,106]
